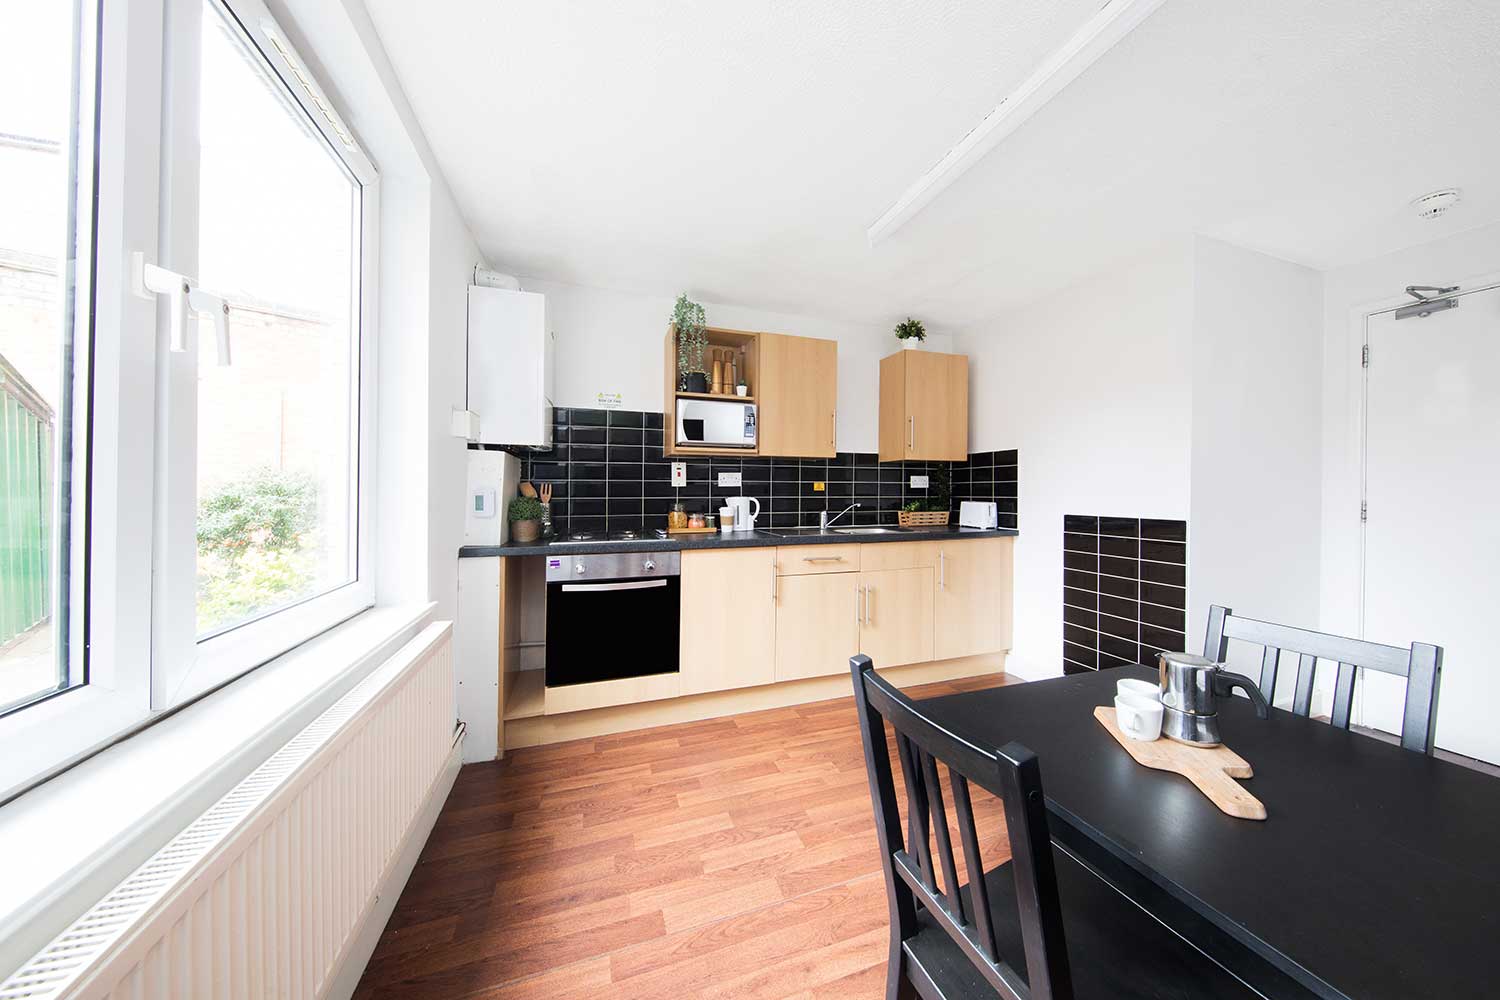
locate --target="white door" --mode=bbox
[1363,283,1500,763]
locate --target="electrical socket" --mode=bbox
[670,462,687,487]
[910,475,930,489]
[717,472,742,487]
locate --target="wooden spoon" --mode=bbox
[519,481,537,498]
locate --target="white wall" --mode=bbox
[520,278,952,454]
[1188,238,1323,692]
[290,0,486,623]
[1318,221,1500,640]
[426,192,484,622]
[955,241,1196,679]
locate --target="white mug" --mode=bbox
[1117,678,1161,702]
[1114,692,1164,742]
[719,506,735,533]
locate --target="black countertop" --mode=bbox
[459,525,1018,558]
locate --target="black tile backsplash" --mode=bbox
[479,407,1020,538]
[1062,515,1187,676]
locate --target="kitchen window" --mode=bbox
[0,0,378,799]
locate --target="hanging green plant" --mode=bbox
[894,317,926,344]
[671,294,709,391]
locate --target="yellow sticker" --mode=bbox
[813,481,825,492]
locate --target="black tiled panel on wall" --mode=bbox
[1062,515,1187,675]
[482,408,1021,537]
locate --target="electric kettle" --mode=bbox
[1158,652,1269,747]
[726,496,759,531]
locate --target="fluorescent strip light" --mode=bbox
[866,0,1167,246]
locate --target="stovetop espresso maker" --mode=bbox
[1158,652,1269,747]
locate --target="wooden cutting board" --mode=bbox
[1094,707,1266,820]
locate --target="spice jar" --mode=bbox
[668,501,688,530]
[688,511,706,529]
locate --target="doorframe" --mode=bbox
[1350,269,1500,728]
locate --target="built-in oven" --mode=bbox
[676,398,757,449]
[544,551,680,687]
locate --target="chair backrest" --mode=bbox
[850,654,1073,1000]
[1203,605,1443,754]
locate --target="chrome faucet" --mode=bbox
[820,503,861,531]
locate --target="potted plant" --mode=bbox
[508,495,546,543]
[735,375,748,397]
[671,294,710,392]
[895,317,926,350]
[897,466,951,527]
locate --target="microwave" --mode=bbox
[676,399,757,449]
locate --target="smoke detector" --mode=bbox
[1411,188,1461,220]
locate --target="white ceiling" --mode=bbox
[362,0,1500,328]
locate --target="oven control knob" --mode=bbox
[643,559,656,572]
[574,563,586,574]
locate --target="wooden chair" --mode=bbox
[850,655,1251,1000]
[1203,605,1443,754]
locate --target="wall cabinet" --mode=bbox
[680,548,777,695]
[878,350,968,462]
[933,537,1013,662]
[467,286,554,447]
[759,333,838,458]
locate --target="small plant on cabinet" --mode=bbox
[671,294,709,392]
[894,317,926,347]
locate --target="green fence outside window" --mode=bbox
[1,354,53,648]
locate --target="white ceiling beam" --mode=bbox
[866,0,1167,246]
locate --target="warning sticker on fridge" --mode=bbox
[596,392,623,409]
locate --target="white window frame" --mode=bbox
[0,0,158,800]
[0,0,382,800]
[149,0,380,708]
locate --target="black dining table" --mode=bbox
[917,663,1500,1000]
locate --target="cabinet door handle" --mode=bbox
[772,562,777,601]
[830,410,835,447]
[855,585,862,627]
[907,415,914,450]
[865,585,874,626]
[939,550,945,590]
[803,555,845,563]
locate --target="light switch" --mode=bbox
[471,489,496,517]
[717,472,742,487]
[910,475,929,489]
[670,462,687,487]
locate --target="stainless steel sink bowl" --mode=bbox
[833,527,904,535]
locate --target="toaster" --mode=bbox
[959,501,998,529]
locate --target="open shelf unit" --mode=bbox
[664,326,762,457]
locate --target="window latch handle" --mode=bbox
[131,251,232,364]
[188,288,231,366]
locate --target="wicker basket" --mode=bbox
[897,510,950,527]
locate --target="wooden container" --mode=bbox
[897,510,950,527]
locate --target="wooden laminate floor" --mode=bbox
[353,671,1019,1000]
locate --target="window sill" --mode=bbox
[0,602,436,979]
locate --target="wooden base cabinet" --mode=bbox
[933,537,1014,662]
[680,548,777,695]
[858,567,935,668]
[774,571,861,682]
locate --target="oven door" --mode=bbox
[676,400,756,449]
[545,576,681,687]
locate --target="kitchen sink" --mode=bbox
[833,527,905,535]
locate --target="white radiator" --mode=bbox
[0,621,459,1000]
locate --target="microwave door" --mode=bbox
[678,401,756,448]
